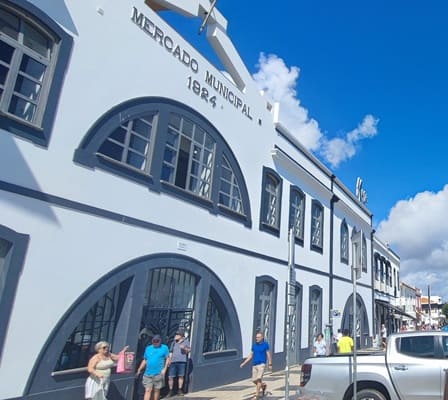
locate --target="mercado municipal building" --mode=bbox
[0,1,399,399]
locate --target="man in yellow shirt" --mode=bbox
[337,329,354,353]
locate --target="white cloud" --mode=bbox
[320,114,379,167]
[252,53,379,167]
[253,53,322,151]
[376,184,448,301]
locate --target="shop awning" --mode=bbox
[375,299,417,321]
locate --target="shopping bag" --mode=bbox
[117,351,135,374]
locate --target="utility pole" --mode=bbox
[351,229,362,400]
[428,285,432,327]
[285,228,296,400]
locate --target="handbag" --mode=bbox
[116,351,135,374]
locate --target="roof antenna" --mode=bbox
[199,0,218,34]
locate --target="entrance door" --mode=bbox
[134,268,197,399]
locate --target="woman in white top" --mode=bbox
[85,341,128,400]
[313,333,327,356]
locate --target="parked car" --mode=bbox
[297,330,448,400]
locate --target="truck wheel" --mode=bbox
[356,388,386,400]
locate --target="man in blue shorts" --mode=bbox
[240,332,272,400]
[167,329,191,396]
[136,334,170,400]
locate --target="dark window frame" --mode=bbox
[0,0,73,147]
[0,224,29,361]
[259,166,282,237]
[253,275,277,348]
[288,185,305,246]
[308,285,322,347]
[340,219,349,264]
[310,199,324,253]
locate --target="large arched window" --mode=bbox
[0,0,72,146]
[27,254,242,395]
[74,97,251,226]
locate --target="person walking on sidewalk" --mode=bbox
[167,329,191,397]
[240,332,272,400]
[337,329,354,353]
[136,335,170,400]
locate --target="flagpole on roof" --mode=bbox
[199,0,218,34]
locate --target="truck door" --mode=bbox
[388,335,442,400]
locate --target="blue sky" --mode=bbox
[159,1,448,301]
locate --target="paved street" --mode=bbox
[177,365,301,400]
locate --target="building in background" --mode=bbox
[398,282,421,330]
[421,295,444,328]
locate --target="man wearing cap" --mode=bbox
[136,335,170,400]
[167,330,191,397]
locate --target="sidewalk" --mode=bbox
[180,364,301,400]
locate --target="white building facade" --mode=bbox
[0,1,377,399]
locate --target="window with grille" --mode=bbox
[308,286,322,346]
[254,277,277,345]
[289,186,305,245]
[340,220,349,263]
[54,278,132,371]
[0,1,72,146]
[310,200,323,252]
[203,291,227,353]
[362,233,367,272]
[260,167,282,236]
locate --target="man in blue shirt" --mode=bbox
[136,335,170,400]
[240,332,272,399]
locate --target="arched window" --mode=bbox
[341,293,370,348]
[54,278,133,371]
[310,200,324,252]
[259,167,282,236]
[289,186,305,245]
[203,289,226,353]
[308,285,322,346]
[254,276,277,345]
[28,254,242,395]
[74,97,251,226]
[374,252,381,281]
[0,0,72,146]
[340,219,349,264]
[362,233,368,272]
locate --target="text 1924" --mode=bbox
[187,76,217,108]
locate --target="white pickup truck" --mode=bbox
[297,330,448,400]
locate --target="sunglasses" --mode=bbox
[152,339,161,343]
[102,346,109,349]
